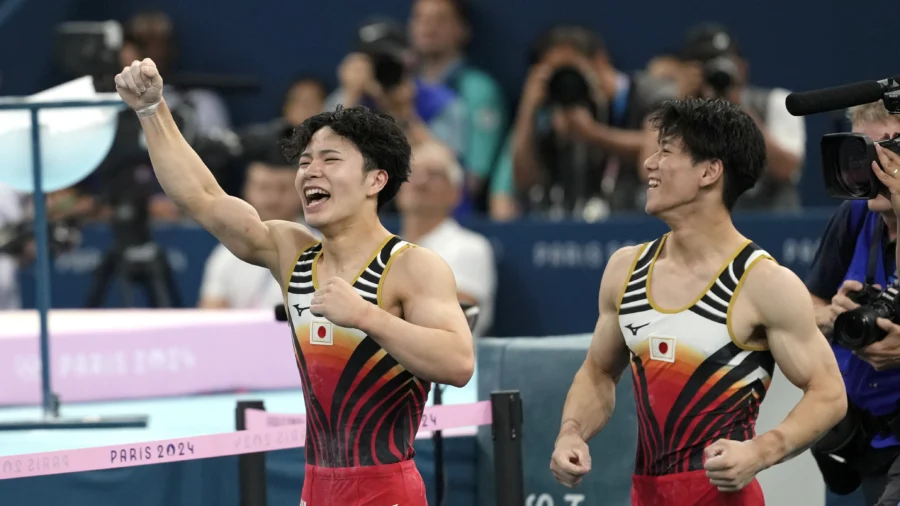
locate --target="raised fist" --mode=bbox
[114,58,164,114]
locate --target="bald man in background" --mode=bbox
[396,141,496,336]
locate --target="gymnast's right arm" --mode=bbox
[550,246,636,488]
[114,59,306,272]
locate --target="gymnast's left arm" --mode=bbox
[358,246,475,387]
[749,262,847,469]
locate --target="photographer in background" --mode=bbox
[324,17,467,157]
[805,101,900,505]
[678,23,805,211]
[510,24,676,219]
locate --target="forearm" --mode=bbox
[557,362,616,442]
[753,386,845,469]
[811,296,834,335]
[138,100,225,215]
[511,111,543,190]
[358,306,474,387]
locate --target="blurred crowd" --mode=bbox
[0,1,809,329]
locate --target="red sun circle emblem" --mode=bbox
[317,326,327,338]
[658,342,668,355]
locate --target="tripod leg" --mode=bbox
[144,247,180,308]
[85,250,118,308]
[158,248,182,308]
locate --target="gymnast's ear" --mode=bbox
[698,158,724,189]
[365,168,388,198]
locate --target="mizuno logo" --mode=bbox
[624,322,650,336]
[292,304,310,317]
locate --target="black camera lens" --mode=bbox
[370,52,406,90]
[837,138,871,193]
[833,306,889,350]
[703,57,739,95]
[547,66,592,107]
[821,133,881,199]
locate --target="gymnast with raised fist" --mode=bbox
[115,58,475,506]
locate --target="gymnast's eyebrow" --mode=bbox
[299,149,342,160]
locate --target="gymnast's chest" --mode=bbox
[285,293,366,352]
[619,311,729,362]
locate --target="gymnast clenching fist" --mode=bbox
[114,58,475,506]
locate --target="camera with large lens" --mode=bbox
[356,18,407,90]
[821,133,900,200]
[833,283,900,350]
[703,56,740,97]
[547,66,594,108]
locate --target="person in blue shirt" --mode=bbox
[323,17,471,216]
[806,101,900,506]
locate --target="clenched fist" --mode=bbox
[550,434,591,488]
[114,58,164,115]
[311,277,372,329]
[703,439,764,492]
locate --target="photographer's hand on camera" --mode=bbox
[520,64,551,115]
[855,319,900,371]
[870,144,900,215]
[817,280,871,334]
[114,59,164,117]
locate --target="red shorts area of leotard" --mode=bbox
[300,459,427,506]
[631,470,765,506]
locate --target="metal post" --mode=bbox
[491,390,524,506]
[236,400,267,506]
[432,385,445,506]
[29,107,57,419]
[0,98,148,431]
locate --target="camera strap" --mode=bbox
[865,218,885,286]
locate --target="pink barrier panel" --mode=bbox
[244,400,493,432]
[0,310,301,406]
[0,401,492,480]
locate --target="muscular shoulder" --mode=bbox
[380,245,456,311]
[599,244,645,308]
[267,220,318,249]
[266,220,319,284]
[389,245,455,290]
[740,259,813,325]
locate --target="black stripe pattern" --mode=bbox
[285,236,431,468]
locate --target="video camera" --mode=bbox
[784,75,900,200]
[833,283,900,350]
[821,133,900,200]
[356,18,408,90]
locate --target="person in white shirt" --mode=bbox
[396,141,496,336]
[198,158,305,309]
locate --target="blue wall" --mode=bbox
[19,212,833,337]
[0,0,894,207]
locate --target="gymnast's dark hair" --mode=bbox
[648,98,766,211]
[282,105,411,208]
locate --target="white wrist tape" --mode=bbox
[135,101,161,118]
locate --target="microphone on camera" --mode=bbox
[785,77,900,116]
